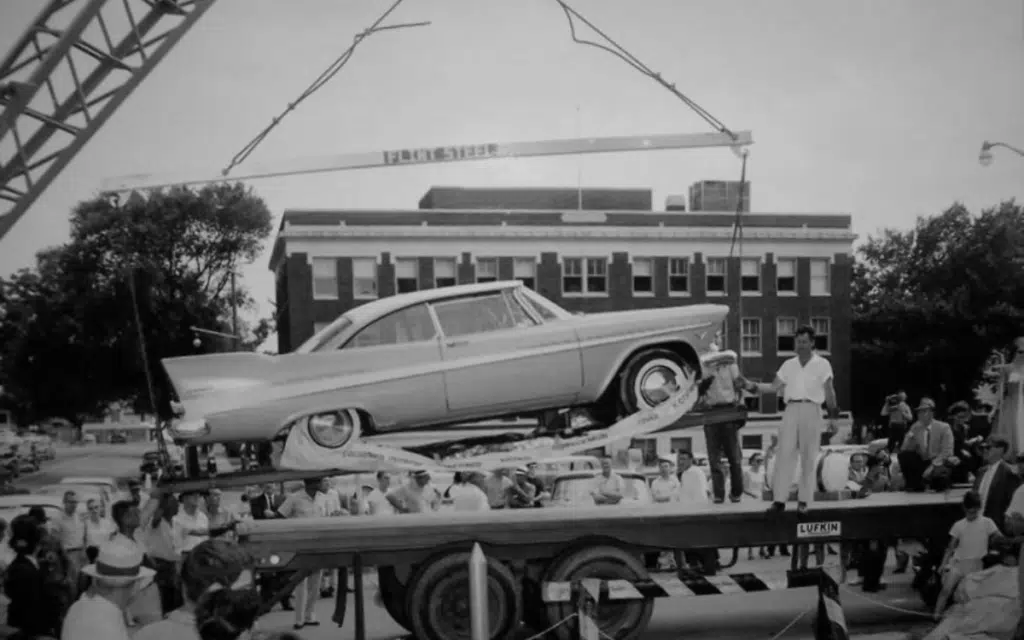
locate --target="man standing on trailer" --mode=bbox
[701,344,747,504]
[744,324,839,516]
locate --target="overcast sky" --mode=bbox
[1,0,1022,335]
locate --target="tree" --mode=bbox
[0,183,273,426]
[850,199,1024,422]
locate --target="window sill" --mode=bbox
[741,291,762,297]
[632,291,655,297]
[741,351,763,358]
[313,294,339,301]
[354,294,378,301]
[668,291,691,298]
[706,291,727,297]
[562,292,609,298]
[809,293,832,297]
[777,291,798,297]
[778,350,796,357]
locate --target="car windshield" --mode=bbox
[518,288,571,322]
[295,316,354,353]
[551,475,650,505]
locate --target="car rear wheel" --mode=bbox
[618,348,696,414]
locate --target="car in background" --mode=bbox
[161,281,726,448]
[41,483,112,510]
[532,455,601,492]
[60,476,127,501]
[0,494,65,524]
[543,470,653,508]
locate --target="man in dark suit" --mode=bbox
[251,482,292,610]
[973,436,1020,533]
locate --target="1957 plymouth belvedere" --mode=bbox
[163,281,727,448]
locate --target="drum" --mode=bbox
[764,448,868,496]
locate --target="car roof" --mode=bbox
[37,484,104,499]
[0,494,63,509]
[60,477,117,486]
[345,280,525,325]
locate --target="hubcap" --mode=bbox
[634,359,692,408]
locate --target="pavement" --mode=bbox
[28,443,941,639]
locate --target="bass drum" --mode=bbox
[764,447,868,496]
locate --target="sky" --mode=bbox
[1,0,1022,341]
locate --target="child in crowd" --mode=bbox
[934,490,1007,620]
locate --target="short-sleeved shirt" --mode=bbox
[171,509,209,553]
[278,491,320,519]
[678,467,709,503]
[483,475,514,508]
[449,484,491,512]
[84,517,116,548]
[388,483,437,513]
[777,354,834,404]
[650,476,681,502]
[591,472,625,498]
[53,512,87,550]
[950,516,998,561]
[366,488,395,515]
[705,364,741,406]
[61,593,131,640]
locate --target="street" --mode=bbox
[27,444,936,640]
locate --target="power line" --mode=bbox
[220,0,429,176]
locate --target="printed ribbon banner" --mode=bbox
[278,376,701,474]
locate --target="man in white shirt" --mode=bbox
[449,472,491,512]
[651,456,680,503]
[53,490,87,582]
[387,470,441,514]
[744,324,839,515]
[279,478,325,629]
[84,498,116,552]
[591,457,625,506]
[61,537,156,640]
[676,450,709,503]
[367,471,395,516]
[171,490,209,555]
[482,469,514,510]
[314,477,347,598]
[701,346,747,504]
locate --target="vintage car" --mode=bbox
[542,470,654,507]
[162,280,727,448]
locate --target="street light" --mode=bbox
[979,140,1024,167]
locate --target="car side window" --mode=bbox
[433,293,530,338]
[343,304,437,349]
[504,291,538,327]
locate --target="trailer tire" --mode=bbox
[405,551,521,640]
[377,565,412,632]
[540,545,654,640]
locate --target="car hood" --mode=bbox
[566,303,727,328]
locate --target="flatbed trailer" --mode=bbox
[237,489,965,640]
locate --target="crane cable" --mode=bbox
[553,0,739,140]
[728,151,750,373]
[220,0,427,176]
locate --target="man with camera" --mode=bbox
[881,391,912,452]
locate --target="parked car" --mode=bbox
[0,494,65,524]
[532,455,601,492]
[543,470,654,508]
[161,281,726,449]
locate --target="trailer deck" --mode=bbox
[240,488,965,571]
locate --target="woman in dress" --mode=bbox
[994,337,1024,459]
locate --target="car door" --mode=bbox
[338,303,448,430]
[433,290,584,417]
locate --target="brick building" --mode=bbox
[268,186,856,417]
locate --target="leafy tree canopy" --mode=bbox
[0,183,274,426]
[851,199,1024,420]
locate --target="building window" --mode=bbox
[434,258,457,288]
[706,258,726,294]
[812,317,831,353]
[742,392,761,413]
[810,259,830,296]
[741,317,761,355]
[352,257,378,299]
[312,258,338,299]
[395,258,418,293]
[563,257,607,295]
[668,258,689,294]
[776,258,796,294]
[477,258,498,283]
[514,257,536,289]
[777,316,797,353]
[741,258,761,294]
[670,437,693,454]
[629,438,658,465]
[632,258,653,295]
[313,322,330,334]
[740,434,763,450]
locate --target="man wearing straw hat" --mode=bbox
[60,537,156,640]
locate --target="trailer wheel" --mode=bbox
[377,565,413,632]
[540,545,654,640]
[405,551,521,640]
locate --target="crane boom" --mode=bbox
[101,130,754,193]
[0,0,218,242]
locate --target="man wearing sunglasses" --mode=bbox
[974,436,1019,533]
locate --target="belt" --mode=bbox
[786,398,816,404]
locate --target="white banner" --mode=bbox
[278,377,700,474]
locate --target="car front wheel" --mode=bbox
[618,348,696,414]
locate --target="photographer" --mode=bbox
[881,391,912,452]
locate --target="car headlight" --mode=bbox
[306,410,359,449]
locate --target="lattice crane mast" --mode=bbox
[0,0,218,241]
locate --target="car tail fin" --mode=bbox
[161,352,277,416]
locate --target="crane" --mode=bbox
[0,0,218,240]
[1,0,753,243]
